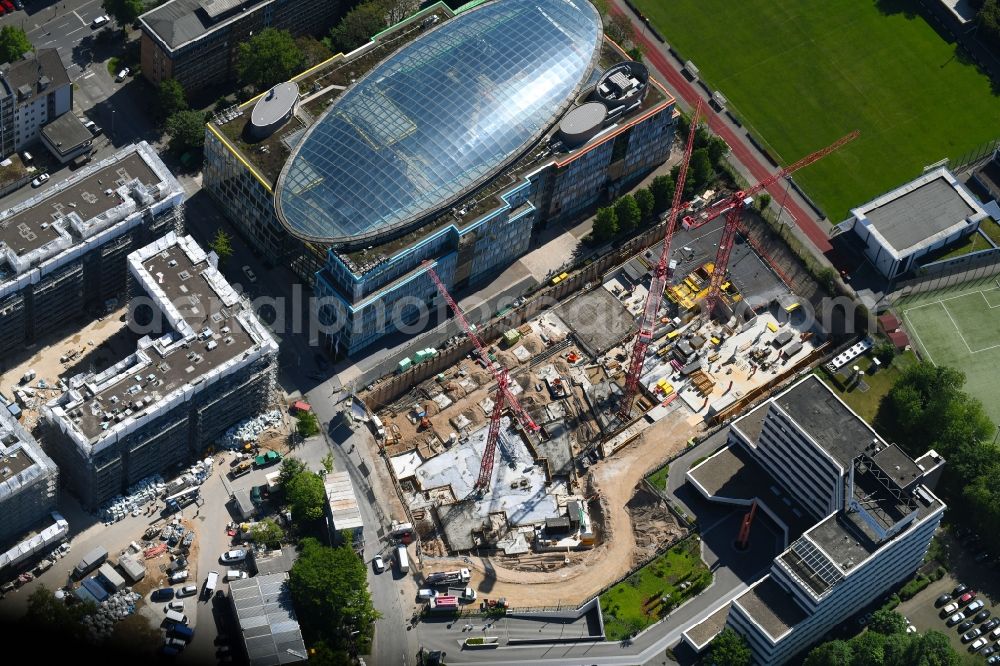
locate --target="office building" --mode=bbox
[42,232,279,509]
[139,0,345,94]
[204,0,677,358]
[845,167,987,280]
[0,142,184,357]
[0,49,72,155]
[0,406,59,547]
[684,376,946,665]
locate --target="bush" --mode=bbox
[881,593,900,611]
[899,575,930,600]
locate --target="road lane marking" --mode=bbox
[66,26,83,35]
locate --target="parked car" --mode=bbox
[967,599,985,613]
[974,609,992,623]
[91,15,109,28]
[225,570,247,582]
[971,637,989,652]
[176,585,197,598]
[947,612,966,627]
[935,594,952,607]
[168,570,189,584]
[962,627,981,642]
[953,584,969,597]
[220,549,246,564]
[983,645,997,657]
[31,173,49,187]
[165,601,184,613]
[987,654,1000,664]
[151,588,175,602]
[959,619,976,633]
[372,555,385,573]
[167,557,187,573]
[959,591,976,605]
[941,602,960,616]
[242,265,257,283]
[982,618,1000,633]
[115,67,130,82]
[13,0,22,9]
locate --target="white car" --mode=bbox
[416,588,439,601]
[242,265,257,283]
[941,602,960,616]
[31,173,49,188]
[176,585,197,598]
[115,67,130,82]
[372,555,385,573]
[164,600,184,613]
[168,570,189,584]
[220,549,247,564]
[967,599,985,613]
[225,570,248,582]
[91,15,110,28]
[971,637,989,652]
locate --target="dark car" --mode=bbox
[936,594,952,607]
[975,609,992,623]
[958,619,976,633]
[151,588,175,602]
[954,584,969,597]
[983,646,997,658]
[983,618,1000,632]
[962,627,982,642]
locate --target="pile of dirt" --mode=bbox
[626,488,684,560]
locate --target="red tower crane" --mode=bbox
[685,130,860,316]
[617,100,704,421]
[423,262,540,492]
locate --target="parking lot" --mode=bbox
[898,532,1000,660]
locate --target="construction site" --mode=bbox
[361,116,850,603]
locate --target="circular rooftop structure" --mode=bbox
[249,82,299,140]
[558,101,607,147]
[275,0,603,247]
[593,61,649,111]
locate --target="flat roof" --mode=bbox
[871,444,922,490]
[0,407,56,504]
[230,573,307,666]
[684,602,731,649]
[140,0,268,51]
[0,146,163,275]
[854,168,986,255]
[46,233,278,448]
[325,471,363,530]
[773,375,884,471]
[41,113,93,156]
[734,575,806,640]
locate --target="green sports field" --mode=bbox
[897,278,1000,425]
[633,0,1000,221]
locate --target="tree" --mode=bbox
[296,411,321,439]
[289,538,381,650]
[804,640,853,666]
[872,338,896,366]
[209,229,233,265]
[756,193,772,212]
[906,630,961,666]
[23,585,97,642]
[287,471,326,522]
[614,195,641,234]
[650,175,674,215]
[627,45,644,61]
[165,110,206,154]
[635,188,655,224]
[157,79,188,122]
[249,518,284,548]
[707,135,729,166]
[688,148,714,192]
[237,28,305,92]
[101,0,144,30]
[846,630,885,666]
[327,0,390,53]
[592,206,618,243]
[321,453,335,474]
[605,13,635,47]
[702,628,751,666]
[279,457,308,486]
[0,26,32,64]
[869,610,908,635]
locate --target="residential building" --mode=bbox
[0,406,59,547]
[844,167,987,280]
[204,0,677,358]
[229,573,307,666]
[0,143,184,358]
[684,376,946,665]
[138,0,346,94]
[0,49,72,155]
[42,232,279,510]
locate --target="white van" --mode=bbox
[203,570,219,598]
[226,570,247,582]
[395,545,409,574]
[20,151,32,164]
[165,609,188,624]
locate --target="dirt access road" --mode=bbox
[422,409,702,606]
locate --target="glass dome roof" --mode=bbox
[275,0,603,245]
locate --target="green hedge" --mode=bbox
[899,576,931,601]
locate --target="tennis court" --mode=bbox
[898,277,1000,425]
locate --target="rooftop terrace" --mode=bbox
[46,233,278,450]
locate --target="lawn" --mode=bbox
[926,229,994,261]
[634,0,1000,221]
[647,464,669,493]
[599,537,711,641]
[817,350,918,423]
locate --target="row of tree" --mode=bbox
[804,611,964,666]
[876,363,1000,554]
[975,0,1000,52]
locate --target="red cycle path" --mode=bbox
[616,5,835,254]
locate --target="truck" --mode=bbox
[254,450,281,467]
[447,586,477,603]
[428,595,459,612]
[163,488,199,515]
[229,459,253,478]
[395,545,409,574]
[425,568,470,585]
[203,570,219,599]
[73,546,108,579]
